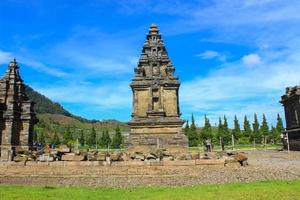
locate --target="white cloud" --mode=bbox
[0,49,68,77]
[0,50,12,64]
[20,57,68,77]
[48,26,142,76]
[242,53,262,66]
[196,50,226,61]
[181,47,300,127]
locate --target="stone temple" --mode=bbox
[126,24,188,153]
[280,86,300,151]
[0,59,37,161]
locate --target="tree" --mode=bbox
[276,114,284,142]
[217,117,223,139]
[100,131,106,148]
[217,117,224,149]
[252,113,261,143]
[222,115,231,144]
[111,126,123,149]
[79,130,85,146]
[52,132,60,145]
[243,115,252,138]
[63,127,73,144]
[270,126,278,144]
[103,130,111,148]
[260,114,269,142]
[100,130,111,148]
[184,120,190,136]
[201,115,213,141]
[87,127,96,147]
[188,114,198,147]
[232,115,241,140]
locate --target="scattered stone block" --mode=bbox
[175,153,192,160]
[97,153,106,161]
[110,153,121,161]
[58,146,70,153]
[38,154,54,162]
[133,153,145,161]
[120,153,130,161]
[146,153,158,160]
[234,153,248,166]
[162,156,173,161]
[13,154,28,162]
[190,153,199,160]
[87,152,97,161]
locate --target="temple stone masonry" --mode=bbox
[126,24,188,153]
[280,86,300,151]
[0,59,37,161]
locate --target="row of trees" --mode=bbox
[185,114,284,147]
[35,126,123,149]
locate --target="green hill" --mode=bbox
[25,85,129,145]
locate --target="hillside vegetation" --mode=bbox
[25,85,129,147]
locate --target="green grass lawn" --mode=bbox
[0,180,299,200]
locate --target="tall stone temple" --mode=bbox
[0,59,37,161]
[127,24,188,152]
[280,86,300,151]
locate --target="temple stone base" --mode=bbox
[126,121,188,153]
[126,133,188,153]
[284,129,300,151]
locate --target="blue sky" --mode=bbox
[0,0,300,127]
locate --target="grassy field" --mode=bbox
[0,180,299,200]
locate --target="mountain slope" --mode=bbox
[25,85,99,123]
[24,85,129,144]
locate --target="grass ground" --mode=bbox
[0,180,299,200]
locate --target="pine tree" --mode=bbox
[232,115,241,140]
[184,120,190,136]
[252,113,261,143]
[104,130,111,148]
[100,131,106,148]
[111,126,123,149]
[188,114,198,147]
[87,127,96,147]
[217,117,223,139]
[201,115,213,140]
[243,115,252,138]
[260,114,269,142]
[276,114,284,142]
[270,126,277,144]
[63,127,73,144]
[52,132,60,145]
[79,130,85,146]
[223,115,231,144]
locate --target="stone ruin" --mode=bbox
[126,24,188,153]
[0,59,37,161]
[280,86,300,150]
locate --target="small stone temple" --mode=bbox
[126,24,188,152]
[0,59,37,161]
[280,86,300,151]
